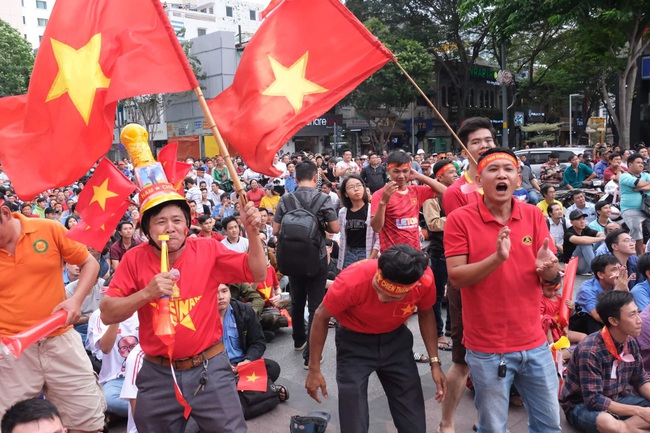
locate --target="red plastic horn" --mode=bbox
[0,310,68,358]
[559,257,578,328]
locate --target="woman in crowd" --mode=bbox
[64,216,78,230]
[246,179,266,208]
[260,184,281,214]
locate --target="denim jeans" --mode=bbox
[527,189,541,205]
[343,247,367,269]
[566,394,650,433]
[103,377,129,417]
[465,343,561,433]
[574,244,595,274]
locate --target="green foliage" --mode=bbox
[0,19,35,96]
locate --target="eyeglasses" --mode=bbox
[346,183,364,191]
[619,238,634,244]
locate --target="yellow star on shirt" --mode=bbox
[400,304,415,316]
[89,179,119,211]
[262,52,327,114]
[46,33,111,125]
[246,372,260,382]
[259,284,272,300]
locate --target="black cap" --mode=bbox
[569,209,588,220]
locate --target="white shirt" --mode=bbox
[327,191,340,208]
[565,202,597,224]
[66,278,105,316]
[335,160,360,182]
[86,310,139,385]
[221,236,249,253]
[194,173,215,188]
[548,217,567,248]
[185,186,203,214]
[120,344,144,433]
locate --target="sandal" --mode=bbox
[438,340,452,351]
[413,352,429,363]
[277,384,290,402]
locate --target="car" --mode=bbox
[515,147,593,178]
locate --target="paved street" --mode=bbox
[112,276,591,433]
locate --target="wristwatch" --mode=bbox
[429,356,442,367]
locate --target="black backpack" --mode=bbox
[276,193,329,278]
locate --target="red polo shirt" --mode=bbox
[323,260,436,334]
[444,198,552,353]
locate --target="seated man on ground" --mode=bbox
[560,291,650,433]
[563,209,605,275]
[632,253,650,312]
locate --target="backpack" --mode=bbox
[276,193,329,278]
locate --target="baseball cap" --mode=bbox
[417,149,425,154]
[569,209,588,220]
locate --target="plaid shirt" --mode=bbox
[560,331,649,414]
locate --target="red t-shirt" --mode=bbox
[106,237,254,358]
[370,185,435,252]
[323,260,436,334]
[441,172,482,216]
[256,265,279,306]
[444,198,553,353]
[246,188,265,207]
[197,231,224,241]
[603,166,627,183]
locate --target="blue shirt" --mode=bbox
[594,160,608,179]
[223,305,245,363]
[576,278,609,314]
[632,280,650,312]
[619,172,650,211]
[563,163,594,188]
[285,175,298,193]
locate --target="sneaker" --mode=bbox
[294,340,307,351]
[303,356,324,370]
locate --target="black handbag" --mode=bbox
[641,192,650,216]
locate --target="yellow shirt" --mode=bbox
[260,194,280,213]
[536,199,563,216]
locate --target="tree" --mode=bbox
[344,19,434,152]
[0,19,35,96]
[119,28,206,151]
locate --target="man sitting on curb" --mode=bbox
[563,209,605,275]
[561,291,650,433]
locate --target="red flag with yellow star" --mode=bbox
[208,0,393,177]
[237,359,268,392]
[65,200,130,251]
[157,142,192,194]
[0,0,198,200]
[76,158,136,225]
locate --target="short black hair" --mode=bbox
[570,189,585,199]
[628,153,643,166]
[116,220,134,232]
[609,152,621,161]
[457,117,496,146]
[378,244,429,285]
[222,215,238,230]
[548,152,559,159]
[197,214,211,224]
[1,398,62,433]
[595,201,610,214]
[295,161,318,182]
[540,184,555,196]
[547,202,561,216]
[44,207,55,216]
[591,254,620,276]
[596,290,635,329]
[638,253,650,280]
[386,151,411,167]
[185,177,195,185]
[36,197,46,204]
[605,228,627,253]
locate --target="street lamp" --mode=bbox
[569,93,582,146]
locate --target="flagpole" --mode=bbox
[193,87,248,204]
[392,58,477,166]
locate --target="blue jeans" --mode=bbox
[103,377,129,417]
[465,343,561,433]
[574,244,595,274]
[343,247,367,269]
[527,189,541,205]
[566,395,650,433]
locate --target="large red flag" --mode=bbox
[76,158,136,224]
[0,0,198,200]
[158,142,192,194]
[208,0,393,177]
[237,359,268,392]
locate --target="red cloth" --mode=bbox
[65,200,129,251]
[208,0,392,176]
[444,198,554,353]
[76,158,135,226]
[540,296,564,343]
[158,142,193,193]
[106,238,254,358]
[237,359,268,392]
[256,266,280,306]
[0,0,198,199]
[197,231,224,241]
[370,185,434,252]
[441,172,483,216]
[323,260,436,334]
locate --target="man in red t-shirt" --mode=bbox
[370,151,446,252]
[100,194,267,432]
[438,117,496,433]
[305,245,446,433]
[445,148,561,432]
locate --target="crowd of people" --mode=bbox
[3,116,650,433]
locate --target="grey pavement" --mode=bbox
[111,275,591,433]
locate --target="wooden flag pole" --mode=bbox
[193,87,248,204]
[392,58,477,166]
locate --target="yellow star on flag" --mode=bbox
[84,222,106,231]
[260,284,272,300]
[246,372,260,382]
[46,33,111,125]
[89,179,119,211]
[400,304,415,316]
[262,52,327,114]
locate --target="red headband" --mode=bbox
[375,271,416,295]
[477,152,518,174]
[434,163,455,179]
[387,162,411,170]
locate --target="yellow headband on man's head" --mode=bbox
[477,152,518,175]
[375,271,416,295]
